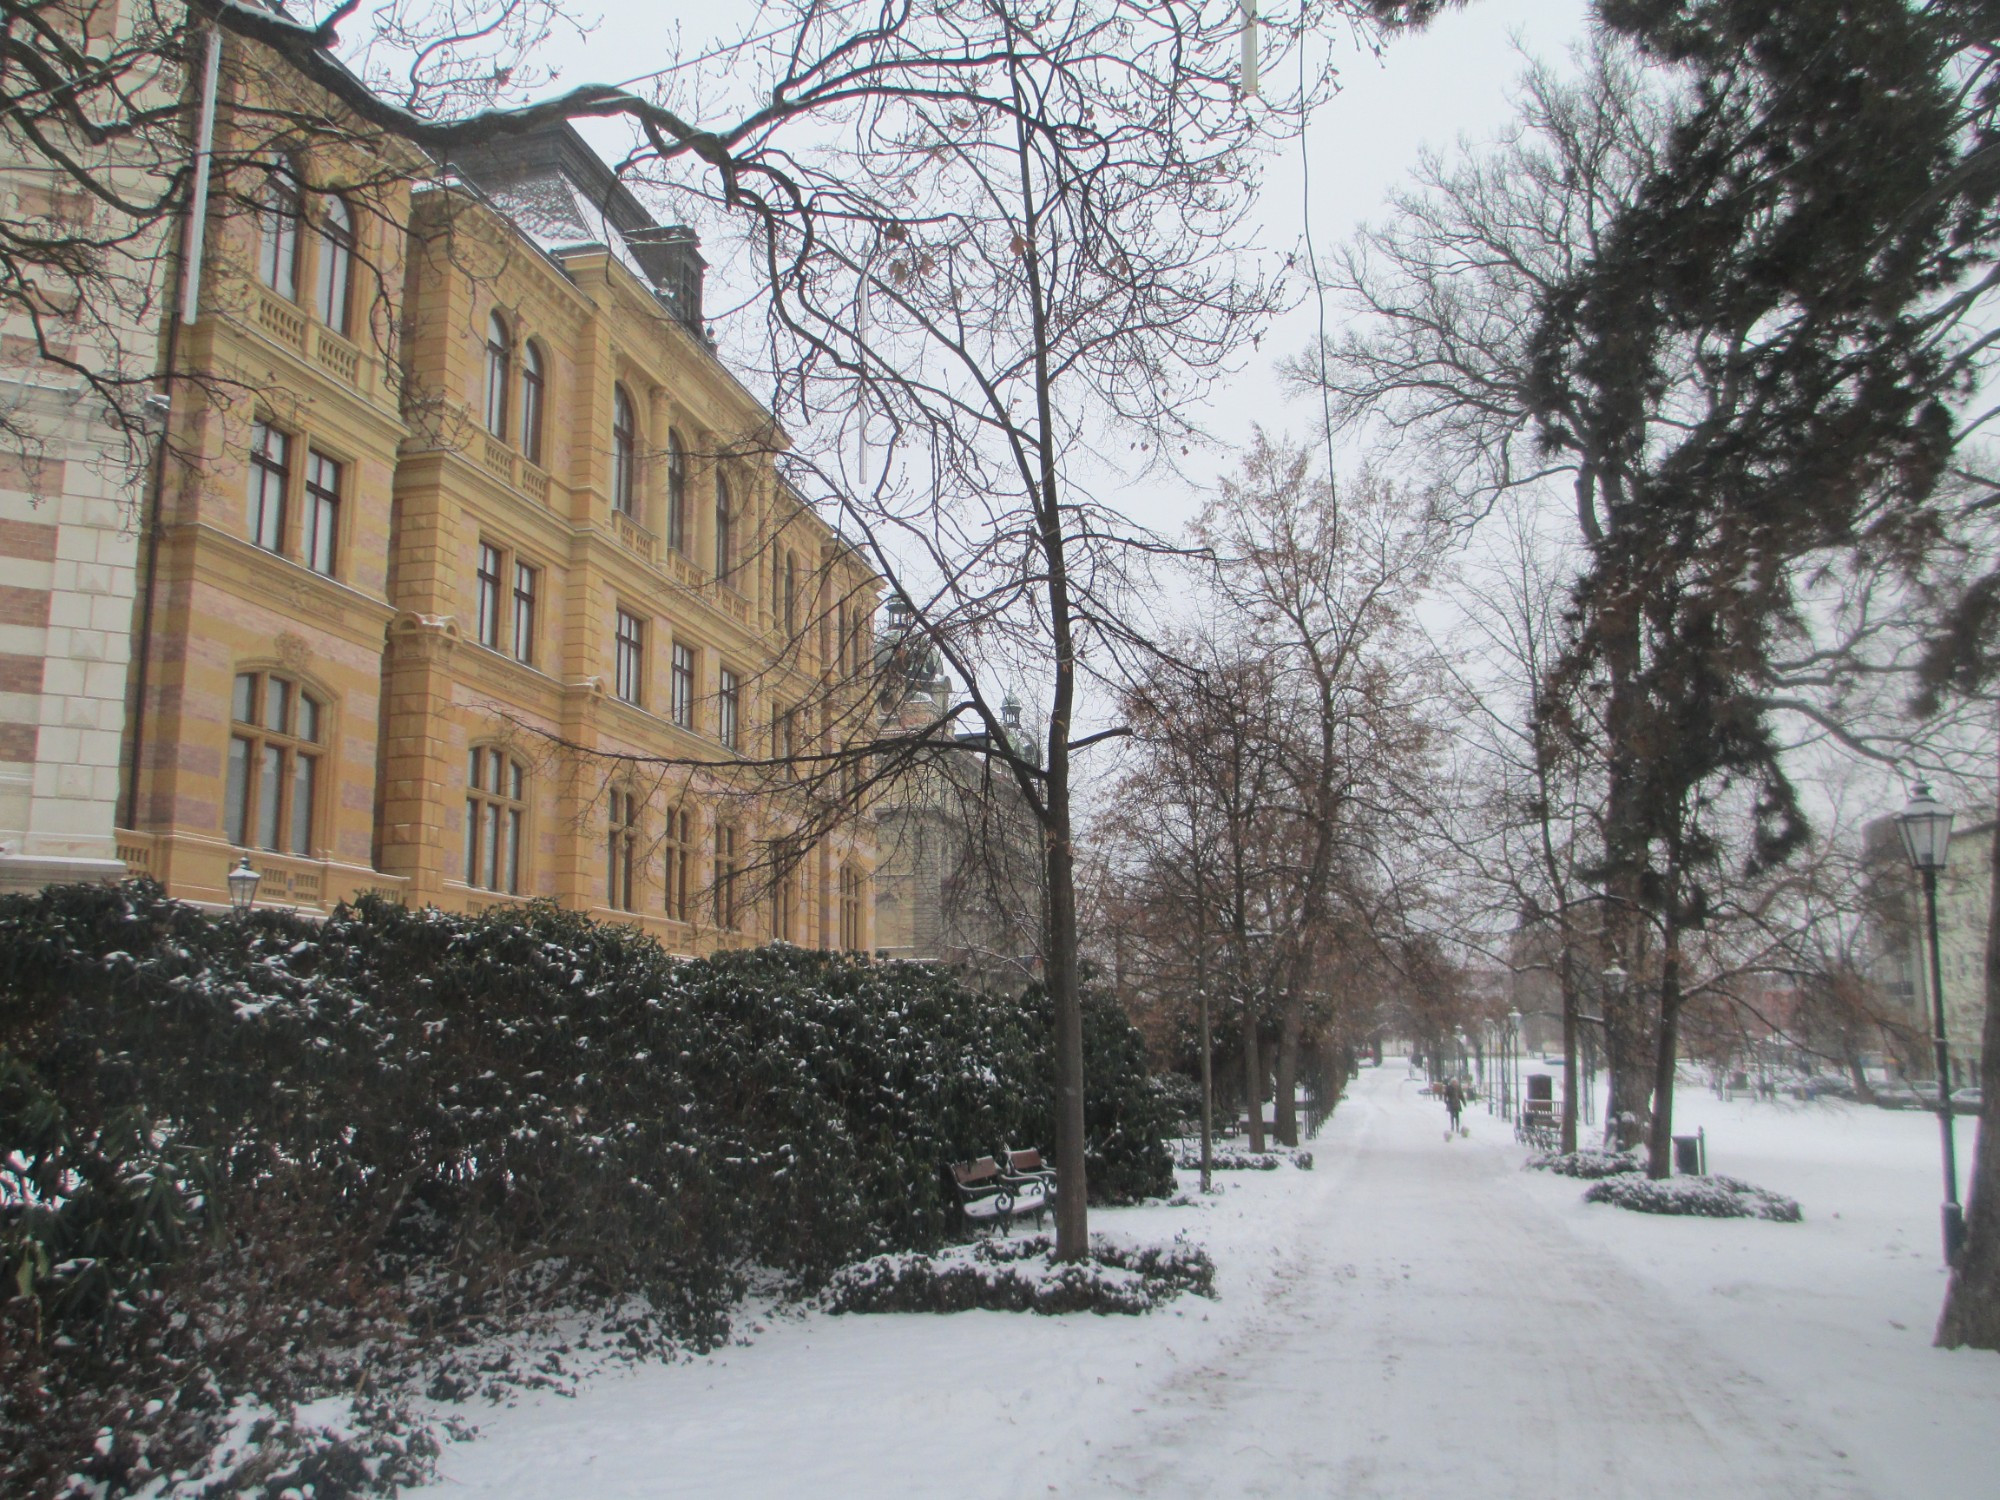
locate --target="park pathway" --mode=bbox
[1082,1063,1881,1499]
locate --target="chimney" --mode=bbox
[626,225,706,335]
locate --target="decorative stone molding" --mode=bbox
[386,610,461,665]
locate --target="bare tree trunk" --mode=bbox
[1559,945,1581,1155]
[1600,604,1653,1153]
[1645,911,1685,1180]
[1935,757,2000,1347]
[1243,999,1265,1152]
[1274,995,1302,1147]
[1044,808,1090,1260]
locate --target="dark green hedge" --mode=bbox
[0,881,1172,1497]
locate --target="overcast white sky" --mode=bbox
[530,1,1958,841]
[546,0,1593,530]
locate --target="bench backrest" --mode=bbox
[952,1157,1000,1186]
[1007,1148,1045,1173]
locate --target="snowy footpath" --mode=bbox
[412,1063,2000,1498]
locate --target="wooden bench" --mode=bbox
[948,1151,1054,1236]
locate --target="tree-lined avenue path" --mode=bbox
[415,1061,2000,1499]
[1088,1064,1883,1498]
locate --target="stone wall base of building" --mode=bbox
[0,852,131,896]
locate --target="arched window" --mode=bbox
[519,341,546,466]
[225,670,322,855]
[314,194,353,331]
[256,162,301,298]
[612,383,637,516]
[665,429,686,553]
[466,746,527,894]
[714,472,732,577]
[484,312,510,439]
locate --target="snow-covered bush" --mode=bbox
[0,881,1176,1497]
[825,1233,1216,1315]
[1172,1144,1315,1171]
[1584,1173,1802,1221]
[1525,1148,1642,1179]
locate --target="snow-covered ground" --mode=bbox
[410,1061,2000,1498]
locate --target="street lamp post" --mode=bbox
[226,854,261,916]
[1897,781,1964,1263]
[1508,1007,1523,1125]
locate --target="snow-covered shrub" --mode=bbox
[1172,1143,1315,1171]
[1151,1071,1205,1132]
[825,1233,1215,1315]
[1583,1173,1802,1221]
[1525,1148,1642,1179]
[0,881,1177,1496]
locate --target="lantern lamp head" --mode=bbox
[226,854,261,914]
[1897,781,1954,873]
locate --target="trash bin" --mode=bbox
[1673,1131,1705,1176]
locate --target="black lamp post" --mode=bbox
[1508,1007,1523,1124]
[226,854,261,916]
[1897,781,1964,1263]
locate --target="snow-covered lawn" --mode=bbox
[409,1062,2000,1498]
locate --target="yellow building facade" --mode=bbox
[119,37,876,953]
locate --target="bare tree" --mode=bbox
[1193,435,1446,1143]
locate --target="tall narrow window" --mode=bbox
[257,163,301,298]
[476,543,503,648]
[247,421,290,554]
[303,450,340,576]
[663,804,692,923]
[714,821,739,930]
[665,430,686,553]
[772,704,795,770]
[671,643,696,729]
[607,787,639,911]
[465,747,526,894]
[784,553,798,634]
[772,851,796,943]
[484,312,510,439]
[614,608,645,705]
[315,194,353,331]
[840,864,865,952]
[225,670,321,856]
[714,473,732,577]
[512,560,538,666]
[520,341,545,466]
[718,669,740,750]
[612,384,637,517]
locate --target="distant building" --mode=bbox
[870,601,1042,989]
[1863,809,1991,1088]
[1505,922,1575,1058]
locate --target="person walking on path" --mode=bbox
[1443,1077,1465,1137]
